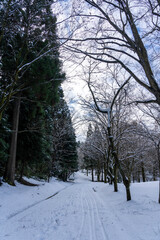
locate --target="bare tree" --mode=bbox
[75,57,132,199]
[63,0,160,105]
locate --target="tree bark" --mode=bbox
[141,161,146,182]
[91,167,94,182]
[104,162,107,183]
[153,167,156,181]
[137,171,141,182]
[108,126,131,200]
[114,162,118,192]
[19,160,25,181]
[132,174,135,183]
[101,169,104,182]
[125,179,131,201]
[3,94,21,185]
[97,170,100,182]
[87,169,88,176]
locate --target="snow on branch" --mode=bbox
[88,76,131,127]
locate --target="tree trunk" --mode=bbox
[87,169,88,176]
[104,162,107,183]
[153,166,156,181]
[137,170,141,182]
[132,175,135,183]
[97,171,100,182]
[141,161,146,182]
[19,160,25,181]
[101,169,104,182]
[124,179,131,201]
[107,126,131,201]
[3,95,21,185]
[114,162,118,192]
[91,167,94,182]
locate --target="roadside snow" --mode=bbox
[0,178,70,223]
[0,173,160,240]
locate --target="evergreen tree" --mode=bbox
[0,114,10,179]
[52,89,78,181]
[3,42,65,184]
[82,124,98,181]
[0,0,59,119]
[0,1,65,185]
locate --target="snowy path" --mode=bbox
[1,172,160,240]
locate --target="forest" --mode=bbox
[0,0,78,186]
[0,0,160,204]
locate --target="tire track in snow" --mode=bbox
[86,189,107,240]
[7,183,74,220]
[88,189,109,240]
[76,187,108,240]
[76,190,86,240]
[76,189,96,240]
[84,191,96,240]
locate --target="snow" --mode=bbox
[1,173,160,240]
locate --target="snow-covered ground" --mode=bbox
[1,172,160,240]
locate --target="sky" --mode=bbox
[52,0,160,140]
[51,0,91,141]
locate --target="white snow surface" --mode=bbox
[1,172,160,240]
